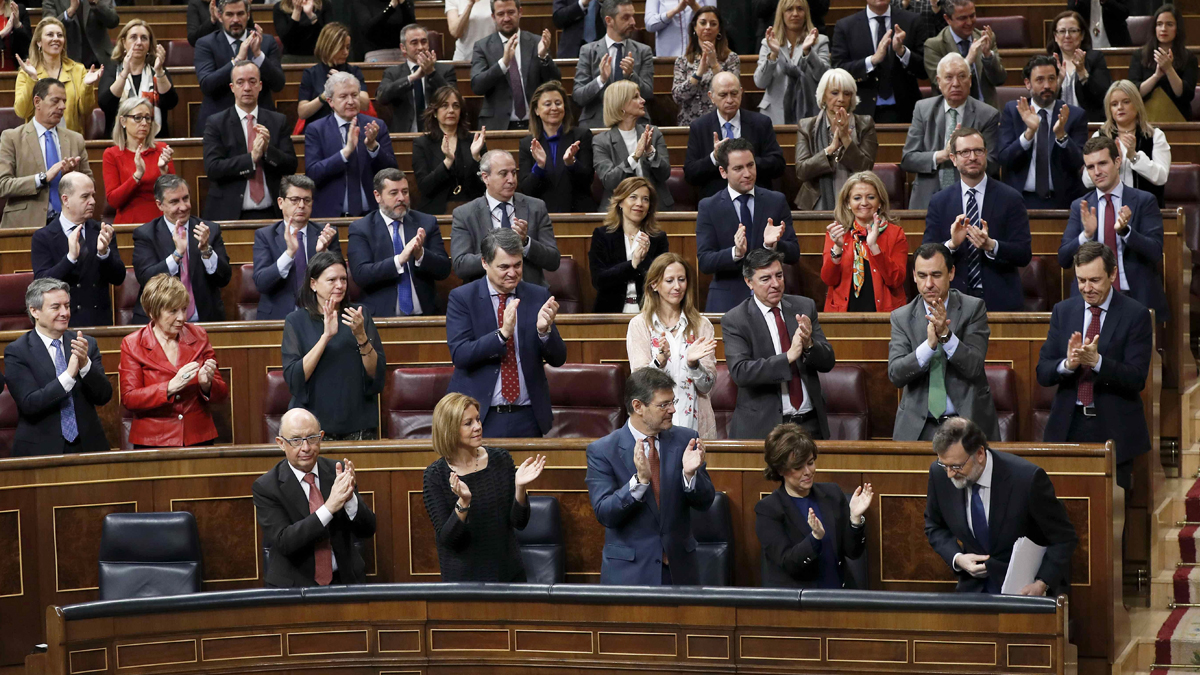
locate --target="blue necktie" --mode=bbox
[970,482,989,554]
[723,121,734,139]
[499,202,512,229]
[51,338,79,442]
[611,42,624,81]
[391,220,414,315]
[44,129,61,217]
[583,0,598,42]
[736,193,751,227]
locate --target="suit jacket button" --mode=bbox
[178,414,184,420]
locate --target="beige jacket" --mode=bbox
[626,313,718,440]
[0,121,92,229]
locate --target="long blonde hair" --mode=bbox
[641,253,702,342]
[603,176,662,236]
[29,18,75,70]
[1100,79,1155,139]
[771,0,815,47]
[431,393,480,460]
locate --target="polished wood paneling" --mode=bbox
[199,633,283,661]
[0,510,20,597]
[170,496,259,583]
[114,639,197,669]
[740,634,822,661]
[51,501,137,593]
[287,629,369,655]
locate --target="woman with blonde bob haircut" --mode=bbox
[754,0,829,124]
[793,68,877,210]
[14,17,101,134]
[422,392,546,581]
[593,80,672,211]
[589,176,669,313]
[820,171,907,312]
[103,97,176,224]
[1083,79,1172,207]
[625,252,718,438]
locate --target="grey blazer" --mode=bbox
[887,290,1000,441]
[722,294,836,440]
[753,34,830,125]
[449,193,560,287]
[793,112,877,210]
[592,124,673,211]
[42,0,118,65]
[899,96,1001,209]
[573,38,655,129]
[469,30,562,132]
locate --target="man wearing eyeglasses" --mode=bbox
[924,416,1077,596]
[921,126,1031,311]
[251,175,341,320]
[252,407,377,588]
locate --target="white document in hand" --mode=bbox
[1000,537,1047,595]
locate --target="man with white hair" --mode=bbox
[923,0,1005,110]
[304,71,398,219]
[900,52,999,209]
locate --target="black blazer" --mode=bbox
[31,219,127,327]
[131,216,233,323]
[997,98,1089,208]
[755,483,866,589]
[1037,291,1153,465]
[251,220,343,321]
[352,0,416,58]
[587,226,668,313]
[376,61,455,134]
[1129,49,1199,122]
[3,329,112,456]
[683,109,786,198]
[411,132,485,216]
[1066,0,1130,47]
[201,106,298,221]
[1047,48,1111,123]
[251,456,378,587]
[347,208,452,316]
[924,448,1077,596]
[517,127,597,213]
[551,0,603,57]
[830,8,928,119]
[193,29,286,135]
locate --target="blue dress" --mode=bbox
[790,494,844,589]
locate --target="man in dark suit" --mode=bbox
[585,366,715,585]
[376,24,457,134]
[1039,242,1152,489]
[31,174,125,327]
[252,407,377,587]
[43,0,118,68]
[445,228,567,438]
[252,175,341,321]
[722,249,835,439]
[131,175,233,323]
[4,277,112,456]
[684,72,786,199]
[696,138,799,313]
[997,55,1087,210]
[305,72,398,219]
[830,0,928,123]
[924,417,1077,595]
[552,0,602,58]
[469,0,559,131]
[202,61,298,222]
[1059,135,1168,323]
[572,0,654,129]
[889,243,999,441]
[348,168,451,317]
[193,0,285,135]
[923,127,1031,311]
[187,0,219,46]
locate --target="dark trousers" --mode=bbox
[661,564,673,586]
[240,206,280,221]
[1065,407,1132,489]
[874,105,906,124]
[482,405,542,438]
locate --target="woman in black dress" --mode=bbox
[1047,10,1111,123]
[423,392,547,582]
[588,176,669,313]
[517,80,596,213]
[281,251,386,441]
[1128,4,1198,123]
[412,86,486,215]
[297,22,370,125]
[273,0,333,62]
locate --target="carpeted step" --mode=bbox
[1155,608,1200,668]
[1187,480,1200,522]
[1174,567,1200,605]
[1181,524,1199,565]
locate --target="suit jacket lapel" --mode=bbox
[277,460,310,522]
[24,125,45,172]
[1097,294,1120,354]
[27,330,61,385]
[984,453,1011,552]
[752,187,768,233]
[156,217,177,261]
[318,457,334,503]
[229,110,249,153]
[304,222,323,258]
[520,32,537,91]
[620,428,660,522]
[776,488,810,539]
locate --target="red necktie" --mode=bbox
[174,220,197,319]
[1102,194,1120,291]
[1077,305,1102,406]
[497,294,519,403]
[770,307,805,409]
[247,113,266,203]
[301,473,333,586]
[646,436,668,564]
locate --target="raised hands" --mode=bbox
[632,125,653,161]
[807,508,825,540]
[67,221,84,261]
[866,212,882,250]
[1051,104,1070,141]
[963,218,992,252]
[14,54,36,80]
[925,298,950,348]
[514,454,547,487]
[653,332,670,367]
[283,216,300,257]
[890,23,907,56]
[315,224,337,252]
[363,120,381,149]
[158,144,174,173]
[630,230,651,267]
[470,127,486,161]
[500,297,518,339]
[449,471,472,504]
[171,220,189,256]
[764,26,781,59]
[167,361,202,395]
[1079,201,1098,239]
[1118,130,1137,160]
[341,122,360,158]
[620,52,634,77]
[599,53,613,84]
[536,295,559,335]
[937,122,962,165]
[1071,333,1100,368]
[511,217,529,243]
[949,213,970,248]
[563,140,581,166]
[132,142,147,179]
[1017,97,1041,137]
[1065,331,1084,369]
[414,49,437,77]
[398,227,426,265]
[787,314,812,362]
[154,43,167,73]
[870,27,892,66]
[538,28,551,59]
[763,218,784,248]
[325,459,357,513]
[96,222,115,257]
[530,138,548,168]
[733,223,748,259]
[196,358,218,388]
[193,222,212,252]
[698,40,716,74]
[684,336,717,368]
[800,27,819,55]
[826,221,846,254]
[633,436,650,483]
[681,438,705,479]
[65,331,88,378]
[321,295,340,339]
[711,131,729,157]
[503,32,519,66]
[849,483,874,521]
[1115,205,1132,234]
[341,305,367,343]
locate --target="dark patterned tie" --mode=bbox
[1035,109,1051,199]
[963,188,983,296]
[497,294,520,403]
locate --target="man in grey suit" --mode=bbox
[922,0,1006,110]
[900,53,1000,209]
[722,249,835,440]
[888,243,999,441]
[376,24,458,134]
[469,0,559,131]
[572,0,654,129]
[451,149,560,286]
[43,0,118,68]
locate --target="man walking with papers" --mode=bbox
[923,417,1078,596]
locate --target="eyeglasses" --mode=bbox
[124,114,153,124]
[954,148,987,158]
[1055,28,1082,36]
[284,196,313,206]
[652,398,678,410]
[280,433,322,447]
[936,455,975,473]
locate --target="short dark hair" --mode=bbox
[297,251,349,318]
[914,242,954,272]
[154,174,188,203]
[624,366,675,413]
[32,77,63,102]
[949,126,985,154]
[482,228,523,264]
[231,59,259,76]
[932,416,989,457]
[742,248,784,280]
[279,174,314,198]
[1023,54,1058,80]
[1082,135,1119,162]
[715,137,755,170]
[217,0,247,12]
[373,168,407,195]
[763,423,818,482]
[1073,240,1118,275]
[601,0,632,19]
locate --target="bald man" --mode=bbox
[683,71,786,199]
[252,408,377,587]
[30,173,126,327]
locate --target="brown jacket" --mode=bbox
[793,113,877,211]
[0,121,92,229]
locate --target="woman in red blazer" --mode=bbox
[819,171,908,313]
[102,97,175,225]
[119,274,228,448]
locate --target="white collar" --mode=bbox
[485,277,516,298]
[604,34,625,49]
[752,294,780,316]
[727,184,753,202]
[972,449,994,490]
[922,294,949,315]
[224,31,246,46]
[379,209,398,228]
[1030,98,1055,115]
[406,59,419,71]
[33,326,67,350]
[866,5,891,19]
[59,213,83,236]
[235,105,260,122]
[626,419,658,445]
[1089,286,1116,313]
[952,29,974,46]
[485,192,513,213]
[961,174,988,199]
[1096,180,1125,203]
[943,98,967,116]
[288,461,317,486]
[335,112,356,126]
[716,109,741,128]
[32,118,54,138]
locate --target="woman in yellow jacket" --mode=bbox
[14,17,102,135]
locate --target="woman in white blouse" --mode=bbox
[445,0,495,61]
[753,0,828,124]
[625,252,718,438]
[644,0,695,57]
[1084,79,1171,207]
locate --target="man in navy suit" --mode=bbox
[696,137,799,313]
[4,277,112,456]
[585,366,715,585]
[305,72,398,220]
[1059,135,1168,323]
[997,55,1087,210]
[683,72,786,199]
[445,228,567,438]
[252,175,341,321]
[193,0,285,135]
[830,0,928,123]
[348,168,452,317]
[31,174,125,327]
[923,127,1031,311]
[1038,242,1152,489]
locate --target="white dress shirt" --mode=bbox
[621,230,639,311]
[287,461,360,573]
[595,35,629,89]
[1082,128,1172,191]
[1056,285,1112,396]
[625,420,697,499]
[60,215,111,264]
[951,448,994,571]
[709,110,742,165]
[1019,100,1069,193]
[34,326,91,393]
[234,105,272,211]
[485,192,534,256]
[914,298,962,415]
[495,33,526,122]
[1076,182,1131,290]
[752,294,813,416]
[226,31,266,67]
[485,277,549,407]
[381,210,425,315]
[406,60,423,133]
[162,219,220,321]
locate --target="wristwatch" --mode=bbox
[37,172,46,186]
[454,502,470,513]
[938,330,952,345]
